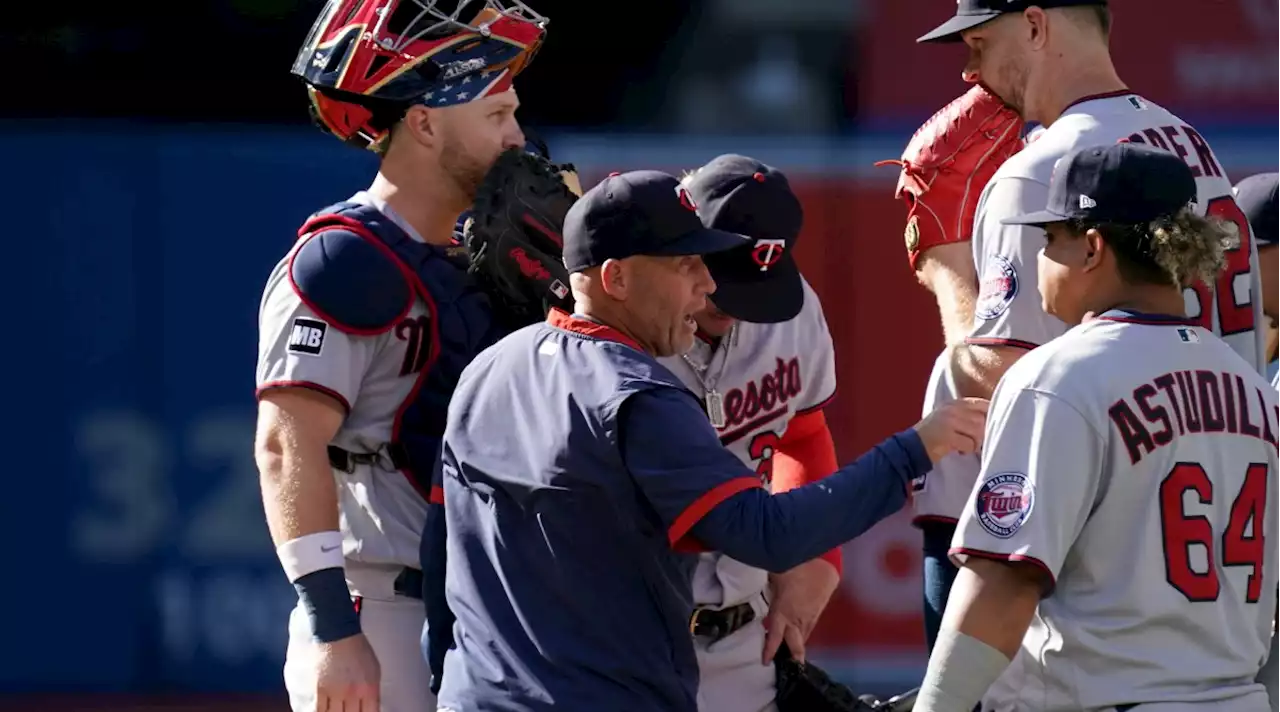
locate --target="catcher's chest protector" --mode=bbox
[297,202,505,493]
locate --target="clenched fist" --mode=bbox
[913,397,989,463]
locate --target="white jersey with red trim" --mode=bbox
[969,91,1264,365]
[913,91,1267,525]
[952,311,1278,711]
[659,276,837,607]
[255,191,431,573]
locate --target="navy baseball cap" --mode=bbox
[1002,143,1196,228]
[562,170,749,273]
[1233,172,1278,248]
[918,0,1107,43]
[683,155,805,323]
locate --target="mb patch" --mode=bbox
[975,254,1019,321]
[287,317,328,356]
[904,215,920,253]
[975,472,1034,539]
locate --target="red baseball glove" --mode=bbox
[876,85,1024,270]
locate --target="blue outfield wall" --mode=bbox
[3,122,1275,694]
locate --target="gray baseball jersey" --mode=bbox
[659,276,837,607]
[256,191,430,576]
[912,91,1267,524]
[952,312,1279,711]
[910,347,982,525]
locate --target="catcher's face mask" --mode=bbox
[292,0,548,150]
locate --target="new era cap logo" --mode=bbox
[287,317,328,356]
[1079,194,1097,209]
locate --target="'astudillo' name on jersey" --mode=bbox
[1108,355,1279,465]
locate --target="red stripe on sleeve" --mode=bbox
[964,337,1038,351]
[949,546,1057,594]
[668,477,763,553]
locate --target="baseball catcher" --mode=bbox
[463,145,581,330]
[265,2,553,711]
[876,84,1023,272]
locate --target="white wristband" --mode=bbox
[276,531,345,583]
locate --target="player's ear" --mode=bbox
[598,259,629,300]
[1024,7,1050,50]
[400,105,440,150]
[1082,227,1106,272]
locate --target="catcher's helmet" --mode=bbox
[292,0,548,150]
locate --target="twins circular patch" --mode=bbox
[974,254,1019,321]
[975,472,1034,539]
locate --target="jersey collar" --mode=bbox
[547,309,645,352]
[350,191,427,244]
[1059,89,1135,119]
[1093,308,1196,326]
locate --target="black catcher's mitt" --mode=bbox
[464,147,579,330]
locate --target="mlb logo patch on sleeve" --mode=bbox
[287,317,328,356]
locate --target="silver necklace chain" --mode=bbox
[681,323,737,428]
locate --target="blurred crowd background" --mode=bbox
[6,1,1276,710]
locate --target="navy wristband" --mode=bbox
[294,567,361,643]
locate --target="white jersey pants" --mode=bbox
[695,593,778,712]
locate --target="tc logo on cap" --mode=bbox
[675,184,698,212]
[751,238,787,272]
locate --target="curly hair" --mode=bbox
[1071,206,1235,288]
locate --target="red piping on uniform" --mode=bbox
[965,336,1039,351]
[295,214,441,502]
[950,546,1057,594]
[795,390,836,416]
[912,514,960,528]
[256,380,352,413]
